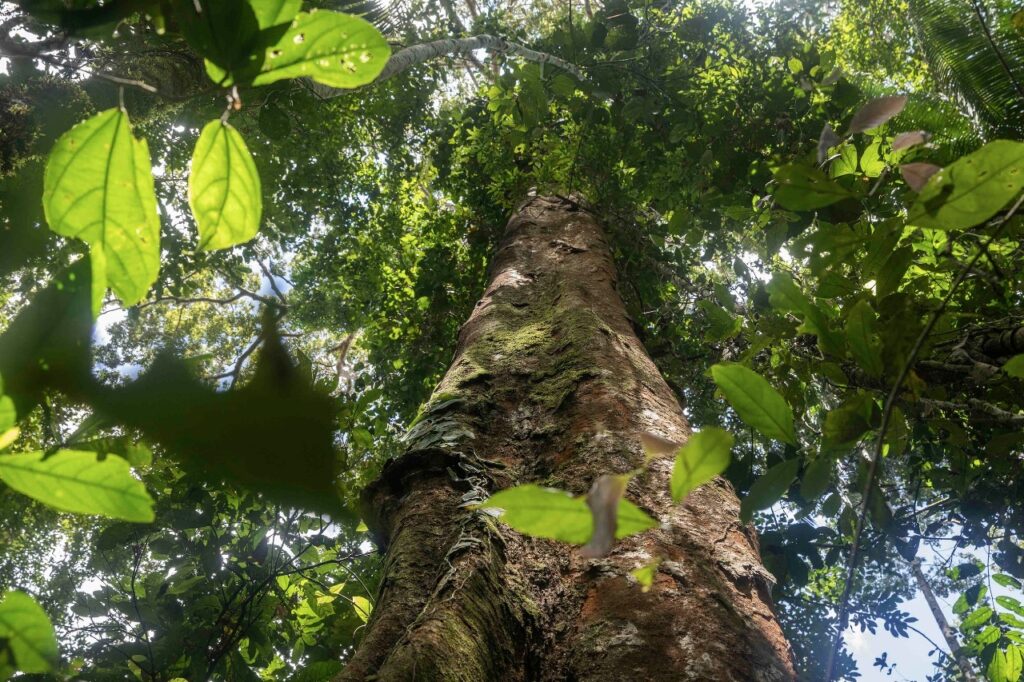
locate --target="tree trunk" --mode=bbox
[337,195,795,681]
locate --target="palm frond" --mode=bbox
[910,0,1024,139]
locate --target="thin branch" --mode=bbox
[825,192,1024,680]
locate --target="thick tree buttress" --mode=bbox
[338,196,795,681]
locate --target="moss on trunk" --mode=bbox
[337,195,795,681]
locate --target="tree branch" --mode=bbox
[310,34,586,98]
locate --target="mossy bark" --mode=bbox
[337,195,795,681]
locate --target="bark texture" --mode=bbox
[337,195,795,681]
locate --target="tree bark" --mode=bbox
[337,195,795,680]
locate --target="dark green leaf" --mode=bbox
[711,364,796,445]
[740,458,800,522]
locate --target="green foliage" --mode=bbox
[909,139,1024,229]
[42,108,160,306]
[189,120,263,250]
[247,11,391,88]
[0,590,59,676]
[740,458,800,522]
[0,450,154,522]
[711,363,796,445]
[480,484,657,545]
[670,427,733,502]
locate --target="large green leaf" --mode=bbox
[711,364,797,445]
[845,300,883,379]
[0,450,154,522]
[908,140,1024,230]
[0,591,58,673]
[247,11,390,89]
[42,108,160,306]
[670,427,733,502]
[740,458,800,522]
[773,162,854,210]
[479,484,656,545]
[189,121,262,250]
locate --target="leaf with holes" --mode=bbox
[189,121,262,250]
[0,591,58,673]
[908,140,1024,230]
[250,11,390,89]
[711,364,796,445]
[0,450,154,522]
[43,109,160,306]
[671,427,733,502]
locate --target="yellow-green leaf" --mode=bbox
[711,364,797,445]
[908,139,1024,230]
[250,11,390,89]
[0,591,58,673]
[479,484,656,545]
[352,595,372,623]
[0,450,154,522]
[670,427,733,502]
[1004,354,1024,378]
[43,109,160,306]
[189,121,262,250]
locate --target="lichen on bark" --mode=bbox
[336,195,795,681]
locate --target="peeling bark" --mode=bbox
[337,195,795,681]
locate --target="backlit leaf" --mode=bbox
[670,427,733,502]
[480,484,656,546]
[989,645,1023,682]
[250,11,390,89]
[908,140,1024,230]
[352,595,372,623]
[0,450,154,522]
[189,121,262,250]
[0,591,58,673]
[711,363,796,445]
[42,109,160,305]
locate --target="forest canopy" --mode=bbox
[1,0,1024,680]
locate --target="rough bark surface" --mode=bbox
[337,195,795,681]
